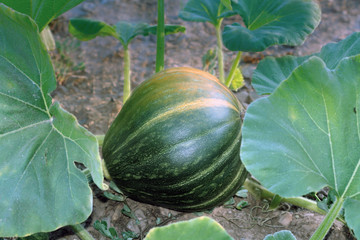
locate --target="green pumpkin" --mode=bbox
[102,67,247,211]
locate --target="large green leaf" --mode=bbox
[144,217,233,240]
[222,0,321,52]
[69,19,185,48]
[0,0,85,31]
[179,0,237,25]
[252,55,310,95]
[0,5,104,237]
[253,32,360,95]
[241,56,360,238]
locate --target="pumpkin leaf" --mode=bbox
[344,198,360,237]
[253,32,360,95]
[0,0,85,31]
[241,56,360,239]
[0,5,104,237]
[264,230,297,240]
[230,67,245,91]
[179,0,236,26]
[114,21,150,47]
[222,0,321,52]
[69,19,148,47]
[69,19,185,48]
[69,18,117,41]
[144,217,233,240]
[252,55,310,95]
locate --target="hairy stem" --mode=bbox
[225,51,242,87]
[155,0,165,72]
[310,197,344,240]
[123,47,131,103]
[215,19,225,83]
[71,224,95,240]
[243,178,346,224]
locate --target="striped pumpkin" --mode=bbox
[102,67,247,211]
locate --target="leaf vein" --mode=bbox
[0,91,47,114]
[275,119,328,182]
[322,90,338,192]
[0,119,51,138]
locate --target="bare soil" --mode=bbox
[49,0,360,239]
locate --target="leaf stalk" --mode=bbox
[309,197,345,240]
[225,51,242,87]
[243,178,346,224]
[123,47,131,103]
[155,0,165,72]
[215,19,225,83]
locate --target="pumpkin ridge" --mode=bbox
[112,126,242,206]
[137,116,240,163]
[144,124,242,189]
[109,116,241,170]
[180,163,248,211]
[111,98,240,155]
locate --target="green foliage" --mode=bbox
[253,32,360,95]
[235,200,249,210]
[235,189,248,198]
[220,0,232,11]
[69,18,117,41]
[121,204,139,224]
[264,230,297,240]
[114,21,150,48]
[252,55,310,95]
[179,0,236,25]
[241,56,360,239]
[103,191,125,202]
[144,217,234,240]
[69,18,185,48]
[223,197,236,208]
[94,220,139,240]
[222,0,321,52]
[0,4,103,237]
[0,0,85,31]
[229,68,244,91]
